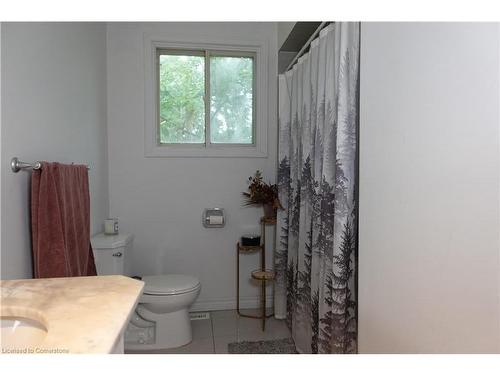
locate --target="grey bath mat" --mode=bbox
[228,338,297,354]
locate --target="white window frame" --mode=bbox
[144,34,269,158]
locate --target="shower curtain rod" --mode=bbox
[10,157,90,173]
[284,22,331,73]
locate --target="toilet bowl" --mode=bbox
[90,233,202,350]
[133,275,201,349]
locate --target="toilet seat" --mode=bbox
[142,274,200,296]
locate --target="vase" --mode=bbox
[263,203,276,219]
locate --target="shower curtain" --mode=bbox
[274,22,359,354]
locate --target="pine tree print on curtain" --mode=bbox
[274,22,359,354]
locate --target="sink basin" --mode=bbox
[1,316,47,350]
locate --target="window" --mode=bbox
[157,49,255,146]
[145,36,268,158]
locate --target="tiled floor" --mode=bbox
[125,309,291,354]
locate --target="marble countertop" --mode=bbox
[1,275,144,353]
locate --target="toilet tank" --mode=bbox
[91,232,133,276]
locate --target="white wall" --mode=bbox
[278,22,295,49]
[1,23,109,280]
[107,23,278,311]
[359,22,500,353]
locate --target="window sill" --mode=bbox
[145,145,268,158]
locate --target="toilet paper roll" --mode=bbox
[208,215,224,225]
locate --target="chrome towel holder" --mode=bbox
[11,157,90,173]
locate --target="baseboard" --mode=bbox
[190,296,274,312]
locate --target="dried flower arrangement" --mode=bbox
[242,170,282,218]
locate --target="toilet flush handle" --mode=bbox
[112,252,122,257]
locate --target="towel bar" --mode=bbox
[11,157,90,173]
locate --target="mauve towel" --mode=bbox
[31,162,97,278]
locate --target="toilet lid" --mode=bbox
[142,274,200,295]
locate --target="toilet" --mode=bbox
[91,232,201,350]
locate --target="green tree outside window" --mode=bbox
[158,51,254,145]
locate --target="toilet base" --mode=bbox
[125,306,193,350]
